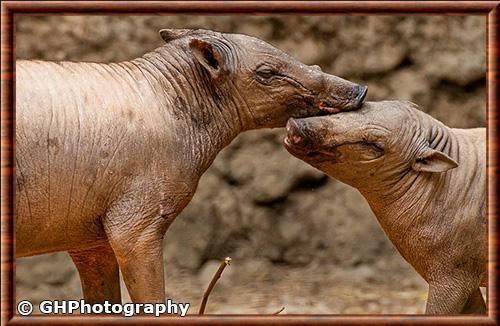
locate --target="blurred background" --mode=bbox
[16,15,485,314]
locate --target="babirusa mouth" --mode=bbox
[318,101,342,113]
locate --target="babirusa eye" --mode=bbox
[256,65,275,79]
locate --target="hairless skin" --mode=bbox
[284,101,486,314]
[15,29,367,304]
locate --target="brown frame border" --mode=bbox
[1,1,499,325]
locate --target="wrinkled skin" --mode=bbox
[284,101,486,315]
[15,28,366,304]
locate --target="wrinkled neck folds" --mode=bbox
[360,109,461,221]
[126,44,246,171]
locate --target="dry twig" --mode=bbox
[198,257,232,314]
[273,307,285,315]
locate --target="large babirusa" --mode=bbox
[284,101,486,315]
[15,28,367,303]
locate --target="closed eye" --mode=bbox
[256,67,274,79]
[335,142,385,161]
[255,64,278,84]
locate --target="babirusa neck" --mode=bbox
[130,47,244,173]
[361,117,459,227]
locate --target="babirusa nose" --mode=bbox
[286,118,309,147]
[352,85,368,109]
[339,84,367,111]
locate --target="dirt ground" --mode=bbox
[15,15,485,314]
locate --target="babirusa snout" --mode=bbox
[318,75,368,113]
[349,84,368,110]
[286,118,308,147]
[284,118,317,151]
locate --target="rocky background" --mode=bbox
[16,15,486,314]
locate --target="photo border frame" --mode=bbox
[1,1,498,325]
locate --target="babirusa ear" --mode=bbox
[159,29,190,43]
[412,148,458,173]
[189,38,225,81]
